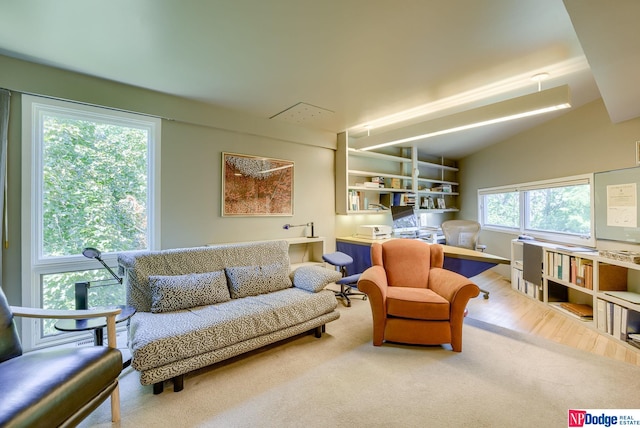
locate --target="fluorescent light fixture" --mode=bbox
[351,85,571,151]
[348,57,587,135]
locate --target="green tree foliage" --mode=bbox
[42,115,148,256]
[527,185,590,234]
[40,115,148,329]
[484,185,590,236]
[485,192,519,228]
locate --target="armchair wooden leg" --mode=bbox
[111,384,121,423]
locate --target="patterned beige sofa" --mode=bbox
[117,240,341,394]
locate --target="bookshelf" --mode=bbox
[336,132,459,215]
[510,239,640,351]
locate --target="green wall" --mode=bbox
[0,55,337,305]
[459,99,640,276]
[3,53,640,303]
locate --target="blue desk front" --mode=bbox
[336,237,509,278]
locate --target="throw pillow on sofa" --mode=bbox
[290,265,343,292]
[149,271,231,313]
[225,263,292,298]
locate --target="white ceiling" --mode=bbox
[0,0,637,159]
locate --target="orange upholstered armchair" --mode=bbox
[357,239,480,352]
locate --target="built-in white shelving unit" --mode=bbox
[336,132,459,215]
[511,238,640,352]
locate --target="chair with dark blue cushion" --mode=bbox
[0,287,123,427]
[322,251,367,307]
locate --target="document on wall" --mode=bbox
[607,183,637,227]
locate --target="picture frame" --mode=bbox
[636,141,640,165]
[421,196,435,210]
[437,197,446,209]
[222,152,294,216]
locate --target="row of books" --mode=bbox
[546,252,594,288]
[596,299,640,340]
[348,190,365,211]
[348,190,417,211]
[511,268,542,300]
[546,251,628,292]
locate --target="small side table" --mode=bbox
[55,305,136,367]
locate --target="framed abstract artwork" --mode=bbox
[222,152,294,216]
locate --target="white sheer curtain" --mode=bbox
[0,89,10,284]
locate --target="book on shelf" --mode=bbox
[598,301,640,340]
[583,262,593,289]
[558,302,593,319]
[562,254,570,282]
[613,304,623,340]
[348,190,366,211]
[606,301,614,335]
[402,193,416,206]
[548,251,576,283]
[596,299,607,332]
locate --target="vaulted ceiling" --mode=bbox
[0,0,638,158]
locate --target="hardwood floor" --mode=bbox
[466,271,640,367]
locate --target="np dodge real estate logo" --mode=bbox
[569,409,640,427]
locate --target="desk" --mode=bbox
[208,237,325,269]
[336,236,510,278]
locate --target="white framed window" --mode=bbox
[21,95,161,349]
[479,174,594,247]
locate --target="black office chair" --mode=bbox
[322,251,367,307]
[441,220,490,299]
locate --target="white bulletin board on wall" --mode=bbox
[595,166,640,243]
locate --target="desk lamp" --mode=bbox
[282,222,317,238]
[75,247,123,310]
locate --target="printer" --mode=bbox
[356,224,392,239]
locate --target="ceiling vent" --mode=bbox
[270,102,335,129]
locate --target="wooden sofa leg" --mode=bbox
[153,382,164,395]
[314,325,323,338]
[173,375,184,392]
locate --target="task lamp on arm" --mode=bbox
[282,222,317,238]
[75,247,123,310]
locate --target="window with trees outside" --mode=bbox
[478,174,594,247]
[21,95,160,349]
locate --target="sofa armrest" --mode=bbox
[10,307,122,349]
[290,265,343,292]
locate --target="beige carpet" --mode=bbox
[81,291,640,428]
